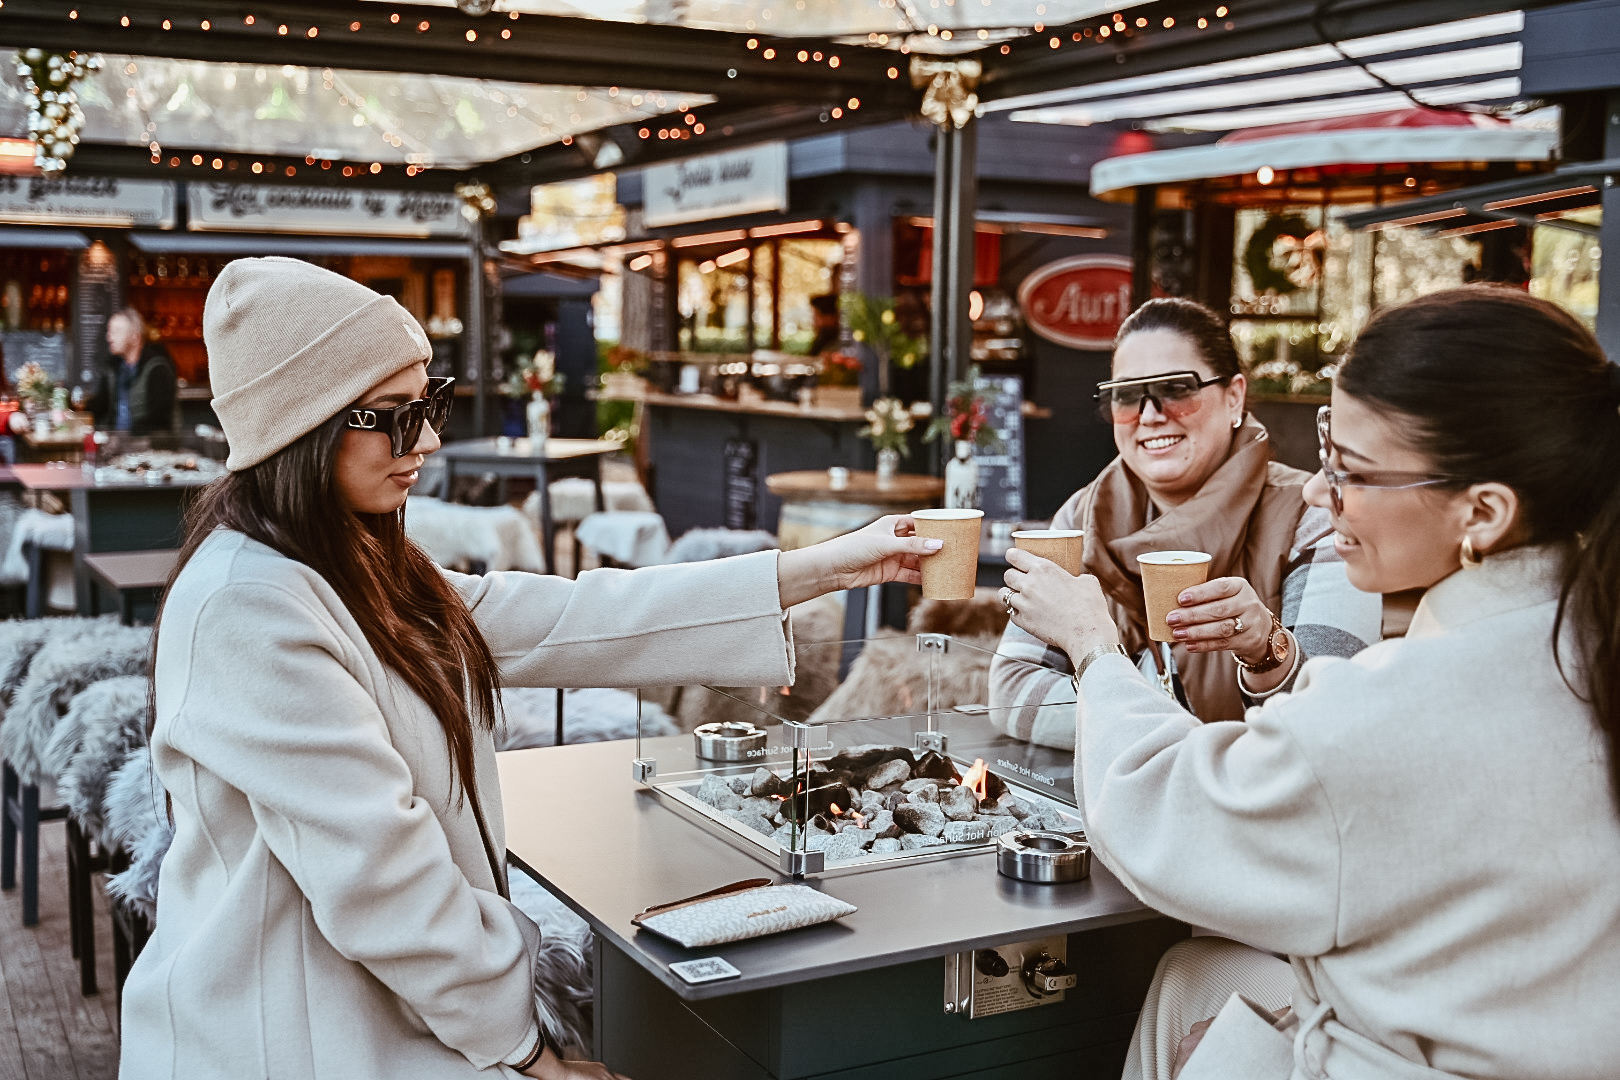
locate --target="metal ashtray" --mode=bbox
[997,830,1092,884]
[693,721,769,762]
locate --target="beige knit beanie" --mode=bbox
[205,257,431,470]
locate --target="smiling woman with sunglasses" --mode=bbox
[1002,287,1620,1080]
[990,298,1381,747]
[121,260,942,1080]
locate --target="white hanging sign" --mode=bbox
[187,183,470,237]
[643,142,788,227]
[0,176,175,228]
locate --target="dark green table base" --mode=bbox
[591,917,1188,1080]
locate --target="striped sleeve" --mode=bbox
[1242,505,1382,702]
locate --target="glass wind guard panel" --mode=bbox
[634,635,1084,873]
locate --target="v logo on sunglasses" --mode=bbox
[346,377,455,458]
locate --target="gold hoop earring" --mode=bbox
[1460,535,1484,569]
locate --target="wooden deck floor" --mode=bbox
[0,815,120,1080]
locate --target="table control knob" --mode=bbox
[975,949,1010,979]
[1021,952,1077,997]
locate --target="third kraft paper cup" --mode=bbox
[1011,529,1084,576]
[1137,551,1213,642]
[913,509,984,600]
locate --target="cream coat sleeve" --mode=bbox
[161,580,540,1071]
[1077,653,1342,957]
[446,549,795,688]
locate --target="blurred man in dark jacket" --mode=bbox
[89,308,176,434]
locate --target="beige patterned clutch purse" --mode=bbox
[631,878,858,948]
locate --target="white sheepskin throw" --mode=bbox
[45,675,150,844]
[0,507,74,585]
[508,868,595,1059]
[498,686,676,751]
[659,527,778,565]
[103,747,171,923]
[522,478,654,526]
[404,496,545,572]
[0,616,115,709]
[0,622,150,786]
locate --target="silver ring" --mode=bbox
[999,586,1015,615]
[1233,615,1245,634]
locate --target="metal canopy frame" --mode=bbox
[1339,159,1618,238]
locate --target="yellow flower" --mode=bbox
[852,329,866,342]
[880,310,895,325]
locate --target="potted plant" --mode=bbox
[860,397,915,487]
[503,350,564,443]
[924,365,1001,510]
[816,351,863,411]
[843,293,925,397]
[16,362,57,436]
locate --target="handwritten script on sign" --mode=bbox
[1017,255,1134,351]
[643,142,788,227]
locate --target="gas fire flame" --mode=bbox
[830,802,842,815]
[959,758,989,802]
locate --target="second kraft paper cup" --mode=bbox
[913,509,984,600]
[1137,551,1213,642]
[1012,529,1085,576]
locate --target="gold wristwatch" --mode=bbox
[1234,612,1290,675]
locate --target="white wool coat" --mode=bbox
[1077,545,1620,1080]
[121,530,795,1080]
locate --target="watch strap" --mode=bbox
[1234,613,1288,674]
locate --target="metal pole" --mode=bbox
[467,228,487,436]
[1131,184,1156,311]
[946,116,978,392]
[1599,91,1620,362]
[928,125,951,452]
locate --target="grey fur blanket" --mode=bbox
[0,622,150,785]
[102,747,171,923]
[44,675,150,843]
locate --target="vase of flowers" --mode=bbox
[924,366,1000,509]
[816,351,864,411]
[861,397,914,487]
[503,350,564,444]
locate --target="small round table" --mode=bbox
[764,469,944,550]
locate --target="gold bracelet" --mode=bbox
[1072,643,1127,688]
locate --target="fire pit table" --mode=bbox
[499,635,1186,1079]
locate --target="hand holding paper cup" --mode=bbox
[912,509,983,600]
[1011,529,1084,575]
[1138,551,1213,642]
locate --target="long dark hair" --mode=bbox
[151,412,503,811]
[1336,286,1620,803]
[1115,297,1243,381]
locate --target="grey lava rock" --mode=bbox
[905,784,940,804]
[865,809,894,835]
[697,774,743,811]
[750,767,784,797]
[875,823,903,841]
[978,797,1014,816]
[726,809,775,836]
[740,796,779,820]
[940,784,979,821]
[821,831,867,861]
[727,774,752,795]
[900,833,947,850]
[942,819,993,843]
[1006,799,1034,820]
[806,830,835,852]
[982,816,1022,838]
[1026,809,1077,832]
[871,837,903,854]
[865,759,911,791]
[894,803,947,837]
[900,778,939,793]
[884,791,908,811]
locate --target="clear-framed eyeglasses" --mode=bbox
[1316,405,1459,515]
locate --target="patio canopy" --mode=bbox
[1090,107,1558,197]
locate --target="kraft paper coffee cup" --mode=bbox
[1137,551,1213,642]
[1011,530,1084,576]
[913,509,984,600]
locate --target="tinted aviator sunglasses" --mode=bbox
[346,377,455,458]
[1094,371,1229,426]
[1316,405,1458,514]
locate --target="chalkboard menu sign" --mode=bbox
[75,247,119,385]
[974,374,1025,522]
[0,331,69,386]
[723,437,759,530]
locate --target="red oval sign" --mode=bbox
[1017,255,1134,351]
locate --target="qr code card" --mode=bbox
[669,957,742,984]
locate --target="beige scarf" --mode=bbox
[1061,417,1309,722]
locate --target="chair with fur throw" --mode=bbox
[102,745,170,998]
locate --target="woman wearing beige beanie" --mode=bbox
[121,258,942,1080]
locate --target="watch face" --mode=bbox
[1271,629,1290,661]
